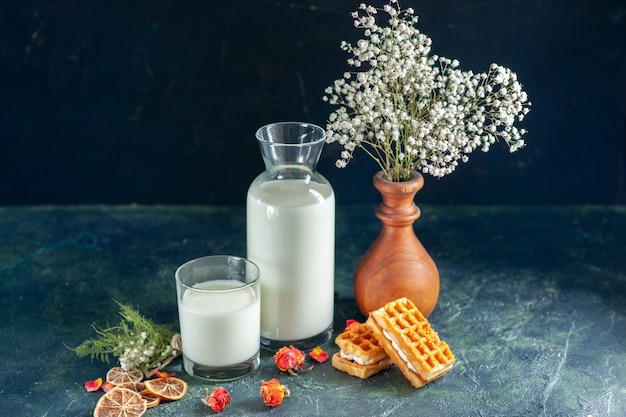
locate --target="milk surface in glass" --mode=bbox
[178,279,260,366]
[247,178,334,342]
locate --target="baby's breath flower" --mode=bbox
[323,1,531,182]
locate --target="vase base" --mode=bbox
[260,324,333,352]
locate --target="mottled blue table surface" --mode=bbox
[1,205,625,417]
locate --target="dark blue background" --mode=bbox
[0,0,624,205]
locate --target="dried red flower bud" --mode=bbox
[84,377,103,392]
[274,345,309,375]
[310,346,329,363]
[260,378,290,407]
[203,387,231,413]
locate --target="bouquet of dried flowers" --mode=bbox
[323,0,531,182]
[72,301,180,375]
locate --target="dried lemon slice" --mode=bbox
[106,367,143,386]
[144,377,188,401]
[93,387,147,417]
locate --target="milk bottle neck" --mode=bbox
[266,164,315,181]
[255,122,326,174]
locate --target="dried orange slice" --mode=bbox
[93,387,147,417]
[116,381,145,392]
[139,390,161,408]
[106,367,143,386]
[115,381,160,408]
[144,377,188,401]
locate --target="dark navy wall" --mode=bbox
[0,0,624,205]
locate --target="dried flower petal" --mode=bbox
[345,319,361,329]
[274,345,309,375]
[203,387,231,413]
[310,347,329,363]
[84,377,103,392]
[260,378,290,407]
[155,370,175,378]
[101,381,115,393]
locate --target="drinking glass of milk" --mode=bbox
[175,255,260,380]
[247,122,335,351]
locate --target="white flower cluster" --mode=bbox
[118,331,172,371]
[323,0,531,181]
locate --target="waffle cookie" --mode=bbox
[366,297,455,388]
[332,322,393,378]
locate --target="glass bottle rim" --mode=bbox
[255,122,326,146]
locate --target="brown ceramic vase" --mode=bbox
[354,171,439,317]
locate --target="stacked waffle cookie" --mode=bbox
[332,322,393,378]
[366,297,455,388]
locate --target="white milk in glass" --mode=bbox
[247,178,334,342]
[178,280,260,366]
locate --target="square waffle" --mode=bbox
[335,322,389,365]
[366,297,455,388]
[332,323,393,378]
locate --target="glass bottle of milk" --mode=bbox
[247,122,335,351]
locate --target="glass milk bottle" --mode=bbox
[247,122,334,351]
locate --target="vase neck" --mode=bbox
[374,171,423,206]
[256,122,325,175]
[373,171,423,223]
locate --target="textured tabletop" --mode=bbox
[1,205,624,416]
